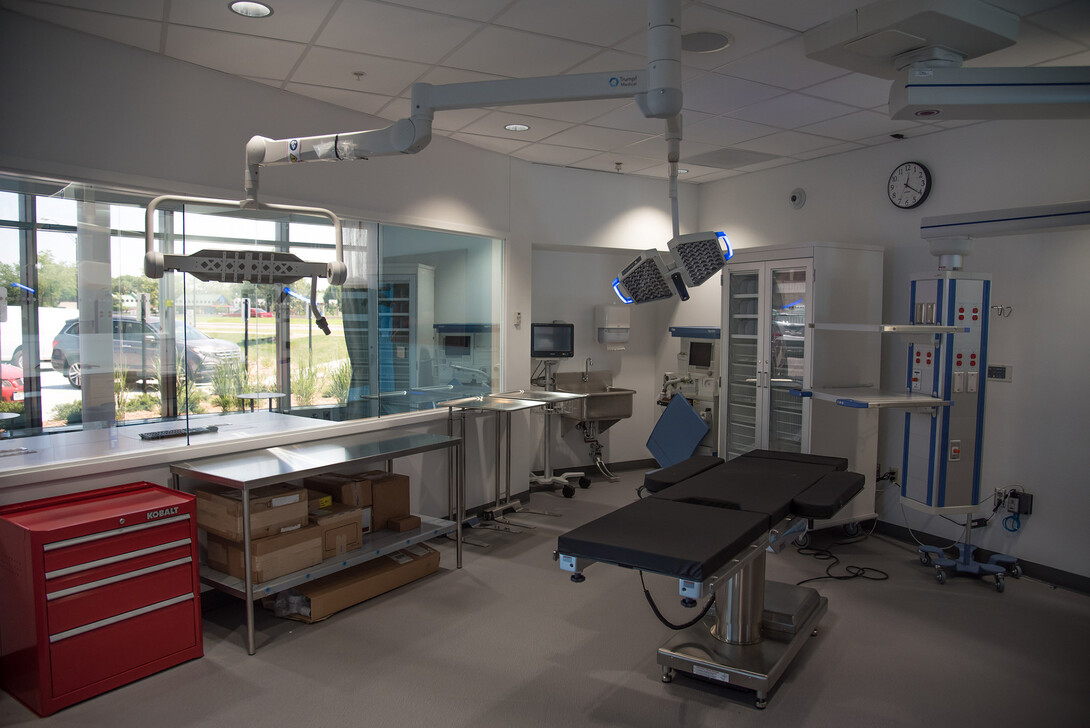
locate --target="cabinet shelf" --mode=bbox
[809,323,967,334]
[806,387,950,409]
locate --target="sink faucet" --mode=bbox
[583,357,593,382]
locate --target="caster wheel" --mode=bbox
[661,668,674,684]
[995,575,1005,593]
[793,532,810,548]
[935,568,947,585]
[579,476,591,489]
[919,552,932,566]
[1008,564,1022,578]
[562,485,575,499]
[842,521,861,537]
[755,698,768,710]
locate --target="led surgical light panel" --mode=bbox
[613,232,732,304]
[614,252,675,304]
[669,232,732,288]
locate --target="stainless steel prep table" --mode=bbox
[170,430,463,654]
[439,391,585,532]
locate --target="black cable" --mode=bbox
[639,571,716,630]
[794,544,889,586]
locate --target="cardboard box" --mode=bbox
[196,483,307,541]
[306,489,333,511]
[369,472,411,531]
[387,514,421,533]
[206,525,322,583]
[308,503,364,560]
[287,544,440,623]
[304,473,373,508]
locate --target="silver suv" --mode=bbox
[50,316,241,389]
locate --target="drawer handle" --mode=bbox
[49,593,194,643]
[44,514,191,552]
[47,557,193,601]
[45,539,192,580]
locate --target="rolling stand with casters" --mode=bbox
[918,516,1020,592]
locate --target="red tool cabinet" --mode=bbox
[0,482,203,717]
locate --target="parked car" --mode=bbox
[225,306,274,318]
[1,363,24,402]
[50,316,242,389]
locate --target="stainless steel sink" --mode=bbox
[553,372,635,423]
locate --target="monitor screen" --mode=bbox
[443,334,470,357]
[531,323,574,358]
[689,340,713,369]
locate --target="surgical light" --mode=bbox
[668,231,731,288]
[615,251,676,305]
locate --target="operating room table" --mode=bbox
[555,450,864,708]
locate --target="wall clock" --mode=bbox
[888,161,932,209]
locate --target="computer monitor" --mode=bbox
[443,334,470,357]
[688,340,713,369]
[530,323,574,358]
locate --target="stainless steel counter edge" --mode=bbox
[0,409,450,490]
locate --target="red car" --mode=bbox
[1,363,24,402]
[226,307,274,318]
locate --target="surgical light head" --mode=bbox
[669,231,733,288]
[612,232,732,305]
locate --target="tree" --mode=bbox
[36,250,77,307]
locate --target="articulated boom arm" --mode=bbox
[244,0,682,203]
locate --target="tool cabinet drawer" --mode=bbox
[46,558,195,635]
[48,596,199,697]
[43,516,193,573]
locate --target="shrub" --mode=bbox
[324,361,352,405]
[51,401,82,425]
[292,366,322,407]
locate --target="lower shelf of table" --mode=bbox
[200,514,456,599]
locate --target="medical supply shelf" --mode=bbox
[170,429,463,655]
[806,388,950,410]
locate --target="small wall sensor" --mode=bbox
[789,188,806,210]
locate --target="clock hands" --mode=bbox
[903,181,921,195]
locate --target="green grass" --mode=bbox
[195,315,349,368]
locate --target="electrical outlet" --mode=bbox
[888,467,899,484]
[994,487,1006,509]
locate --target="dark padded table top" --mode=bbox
[652,458,842,524]
[557,497,769,581]
[642,455,723,493]
[738,449,849,471]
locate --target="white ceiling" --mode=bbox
[4,0,1088,184]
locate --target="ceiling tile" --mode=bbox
[964,21,1085,66]
[449,133,531,155]
[171,0,336,43]
[318,1,481,65]
[1040,49,1090,65]
[636,162,733,180]
[3,1,162,52]
[792,140,865,161]
[539,124,652,152]
[700,0,864,33]
[727,92,855,128]
[443,26,599,78]
[735,157,796,173]
[798,110,918,140]
[15,0,164,20]
[719,37,846,90]
[682,148,780,169]
[734,130,843,156]
[684,116,780,146]
[165,25,306,79]
[568,153,660,175]
[283,83,394,117]
[383,0,512,23]
[382,98,491,132]
[416,67,508,85]
[495,0,646,47]
[682,72,787,115]
[615,3,794,70]
[802,73,892,109]
[618,136,716,162]
[291,47,430,96]
[499,98,632,124]
[460,112,574,142]
[511,143,599,166]
[986,0,1073,16]
[590,103,712,136]
[1026,0,1090,44]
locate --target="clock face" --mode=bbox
[888,162,932,209]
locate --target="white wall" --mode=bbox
[697,119,1090,578]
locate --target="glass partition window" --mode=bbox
[0,172,504,440]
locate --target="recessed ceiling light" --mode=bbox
[504,123,531,132]
[681,31,731,54]
[229,2,273,18]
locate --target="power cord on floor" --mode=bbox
[639,571,716,630]
[794,540,890,586]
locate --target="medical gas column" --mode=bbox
[901,271,990,513]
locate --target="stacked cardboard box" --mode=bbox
[196,483,322,583]
[303,470,412,533]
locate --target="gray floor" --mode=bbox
[3,468,1088,727]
